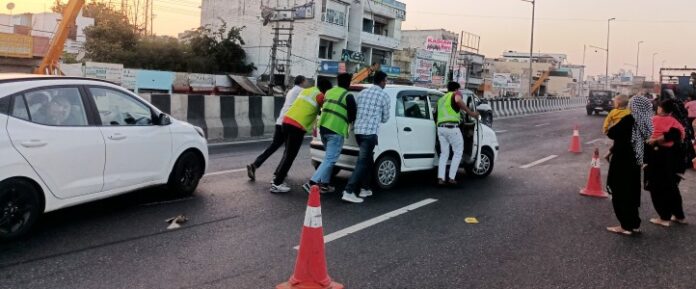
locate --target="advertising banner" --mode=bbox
[341,49,366,64]
[381,65,401,77]
[425,37,453,54]
[414,59,433,82]
[0,33,33,58]
[85,62,124,84]
[319,61,340,75]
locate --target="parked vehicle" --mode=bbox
[310,84,499,190]
[0,74,208,240]
[586,90,615,115]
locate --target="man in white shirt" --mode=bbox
[247,75,308,181]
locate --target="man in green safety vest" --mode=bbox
[268,79,333,193]
[436,82,479,186]
[304,73,358,199]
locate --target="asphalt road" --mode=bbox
[2,108,696,289]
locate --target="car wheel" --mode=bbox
[167,151,204,197]
[586,109,593,116]
[593,110,599,115]
[466,148,495,178]
[0,179,42,241]
[373,154,400,190]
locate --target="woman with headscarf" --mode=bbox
[645,99,687,227]
[606,95,654,236]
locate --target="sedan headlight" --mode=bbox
[194,126,206,138]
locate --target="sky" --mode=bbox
[6,0,696,79]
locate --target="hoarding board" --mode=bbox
[85,62,124,84]
[414,59,433,82]
[425,37,453,54]
[0,33,32,58]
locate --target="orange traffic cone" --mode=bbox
[277,186,344,289]
[568,125,582,153]
[580,148,608,198]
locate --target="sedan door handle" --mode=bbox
[20,140,47,148]
[403,127,412,132]
[109,134,127,141]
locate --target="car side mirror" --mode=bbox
[157,113,171,126]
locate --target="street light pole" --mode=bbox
[652,53,658,81]
[636,40,643,76]
[522,0,535,98]
[606,18,615,90]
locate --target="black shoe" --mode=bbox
[247,164,256,181]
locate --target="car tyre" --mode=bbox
[167,151,204,197]
[0,179,42,241]
[373,154,400,190]
[466,148,495,178]
[586,109,593,116]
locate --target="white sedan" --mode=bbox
[0,74,208,240]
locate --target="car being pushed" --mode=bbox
[0,74,208,240]
[310,84,499,190]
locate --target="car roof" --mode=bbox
[0,73,114,85]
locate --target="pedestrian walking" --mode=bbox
[606,95,654,236]
[662,89,696,173]
[338,71,391,203]
[268,79,333,193]
[435,82,479,185]
[305,73,357,199]
[645,99,687,227]
[247,75,308,181]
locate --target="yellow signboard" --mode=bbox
[0,33,33,58]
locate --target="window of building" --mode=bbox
[362,18,373,33]
[373,21,387,36]
[318,39,335,60]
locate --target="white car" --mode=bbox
[310,84,499,190]
[0,74,208,240]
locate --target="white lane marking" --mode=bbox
[294,198,438,250]
[495,130,508,133]
[519,155,559,169]
[534,123,550,127]
[586,138,604,145]
[204,168,246,177]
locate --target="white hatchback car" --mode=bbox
[0,74,208,240]
[310,84,499,190]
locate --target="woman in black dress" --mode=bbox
[606,95,654,236]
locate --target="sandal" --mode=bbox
[650,218,671,227]
[607,226,633,236]
[671,216,688,225]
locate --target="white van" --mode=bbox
[310,84,499,190]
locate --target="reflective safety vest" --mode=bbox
[319,87,350,137]
[437,92,461,125]
[284,87,322,131]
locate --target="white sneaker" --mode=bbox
[358,189,373,198]
[341,191,364,203]
[270,183,291,194]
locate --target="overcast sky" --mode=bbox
[9,0,696,79]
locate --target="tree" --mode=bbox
[180,22,256,74]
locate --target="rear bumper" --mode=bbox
[309,141,360,171]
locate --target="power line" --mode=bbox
[409,11,696,24]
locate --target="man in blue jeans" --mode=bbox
[342,71,391,203]
[303,73,357,199]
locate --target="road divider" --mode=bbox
[520,155,559,169]
[294,198,438,250]
[491,97,587,119]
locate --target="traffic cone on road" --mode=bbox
[568,125,582,153]
[277,186,344,289]
[580,148,608,198]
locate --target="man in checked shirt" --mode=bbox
[341,71,391,203]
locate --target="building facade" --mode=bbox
[394,29,457,88]
[0,12,94,55]
[200,0,406,83]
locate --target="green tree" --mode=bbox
[180,22,256,74]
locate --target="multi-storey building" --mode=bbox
[200,0,406,84]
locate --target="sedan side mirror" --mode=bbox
[157,113,171,126]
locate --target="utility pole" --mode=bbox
[522,0,535,98]
[284,20,294,88]
[636,40,643,76]
[581,44,586,98]
[606,18,615,90]
[652,53,658,82]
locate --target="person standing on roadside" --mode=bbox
[435,82,479,185]
[267,79,333,193]
[645,99,687,227]
[340,71,391,203]
[303,73,357,198]
[606,95,654,236]
[247,75,308,181]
